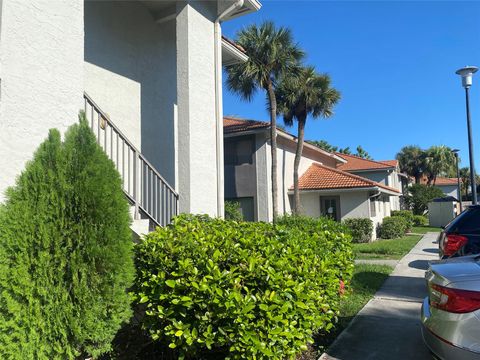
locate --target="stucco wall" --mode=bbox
[352,170,389,185]
[266,136,340,219]
[300,191,370,220]
[84,1,177,186]
[437,184,459,199]
[255,132,270,221]
[176,0,218,216]
[0,0,84,202]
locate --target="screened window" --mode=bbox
[224,137,254,165]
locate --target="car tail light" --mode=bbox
[443,234,468,256]
[430,283,480,313]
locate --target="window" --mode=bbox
[224,137,254,165]
[370,197,376,217]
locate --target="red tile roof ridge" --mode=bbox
[336,152,397,171]
[295,162,400,193]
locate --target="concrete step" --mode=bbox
[129,206,150,241]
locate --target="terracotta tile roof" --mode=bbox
[420,177,458,186]
[224,116,270,134]
[336,153,397,171]
[222,35,246,54]
[380,160,398,167]
[294,163,400,193]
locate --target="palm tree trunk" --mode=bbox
[266,81,278,223]
[293,117,306,215]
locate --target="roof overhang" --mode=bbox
[347,167,395,173]
[291,186,400,196]
[222,38,248,65]
[221,0,262,21]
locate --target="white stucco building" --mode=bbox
[427,177,460,200]
[223,117,404,238]
[0,0,260,231]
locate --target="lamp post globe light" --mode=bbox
[456,66,478,205]
[451,149,462,212]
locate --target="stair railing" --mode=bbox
[84,93,178,227]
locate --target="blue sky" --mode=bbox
[222,1,480,168]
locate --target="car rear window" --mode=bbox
[445,207,480,234]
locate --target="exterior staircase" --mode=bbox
[83,93,178,238]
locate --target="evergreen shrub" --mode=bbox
[391,210,414,232]
[378,216,408,239]
[133,214,353,359]
[342,218,374,243]
[0,117,134,359]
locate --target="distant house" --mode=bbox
[223,117,402,238]
[420,177,460,200]
[335,154,408,211]
[224,116,344,221]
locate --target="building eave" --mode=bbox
[291,186,400,196]
[222,0,262,21]
[222,38,248,65]
[346,167,396,173]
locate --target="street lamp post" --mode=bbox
[456,66,478,205]
[452,149,462,212]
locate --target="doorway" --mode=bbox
[320,196,341,221]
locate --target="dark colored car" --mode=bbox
[439,205,480,259]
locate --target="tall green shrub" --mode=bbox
[133,215,353,359]
[405,184,444,215]
[391,210,414,232]
[413,215,428,226]
[378,216,408,239]
[343,218,373,243]
[0,118,134,359]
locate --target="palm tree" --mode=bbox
[225,21,304,222]
[423,146,456,185]
[396,145,425,184]
[460,167,470,198]
[276,66,340,214]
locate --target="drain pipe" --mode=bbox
[214,0,244,217]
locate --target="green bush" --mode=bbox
[133,215,353,359]
[391,210,414,232]
[0,117,134,359]
[378,216,408,239]
[343,218,374,243]
[224,200,243,221]
[405,184,444,215]
[413,215,428,226]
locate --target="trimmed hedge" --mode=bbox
[0,119,134,359]
[413,215,428,226]
[133,215,353,359]
[391,210,414,232]
[378,216,408,239]
[342,218,373,243]
[224,200,243,221]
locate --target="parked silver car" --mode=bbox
[421,255,480,359]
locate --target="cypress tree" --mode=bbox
[0,116,134,359]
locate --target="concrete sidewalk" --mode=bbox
[322,232,440,360]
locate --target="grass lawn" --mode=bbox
[411,225,442,234]
[312,264,393,354]
[353,235,422,260]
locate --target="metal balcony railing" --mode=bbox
[83,93,178,227]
